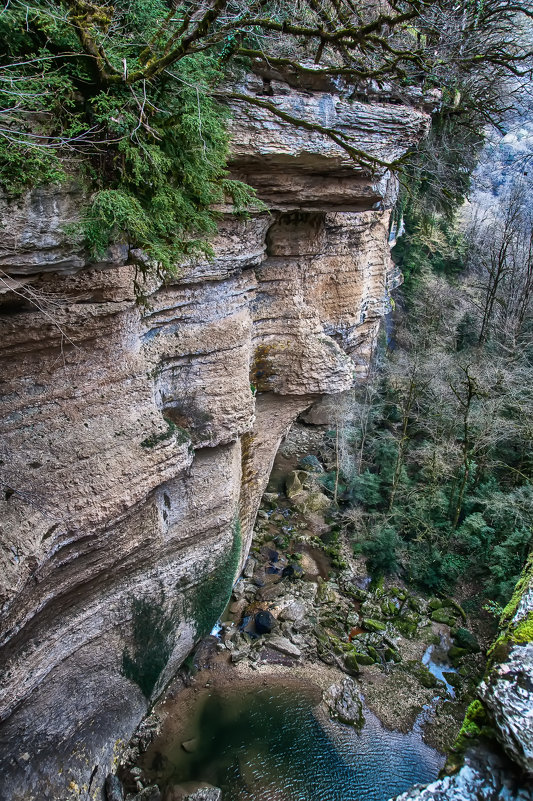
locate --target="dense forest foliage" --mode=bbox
[324,125,533,610]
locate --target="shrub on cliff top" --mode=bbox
[1,0,531,295]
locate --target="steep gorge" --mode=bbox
[0,77,430,800]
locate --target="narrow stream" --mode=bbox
[143,685,444,801]
[422,633,458,698]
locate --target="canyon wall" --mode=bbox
[0,75,430,800]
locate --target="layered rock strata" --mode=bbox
[0,79,429,799]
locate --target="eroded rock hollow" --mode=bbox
[0,75,430,799]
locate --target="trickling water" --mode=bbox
[143,685,444,801]
[422,634,458,698]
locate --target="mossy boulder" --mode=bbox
[381,600,397,617]
[442,670,461,688]
[384,647,402,663]
[407,596,422,613]
[453,627,480,653]
[431,608,456,625]
[367,645,380,662]
[353,651,375,665]
[409,661,437,689]
[344,586,368,602]
[448,645,468,666]
[428,598,443,611]
[362,618,386,632]
[442,597,467,621]
[394,614,420,637]
[344,652,360,675]
[390,586,406,601]
[299,490,331,514]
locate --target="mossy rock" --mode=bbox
[407,596,422,613]
[448,645,468,666]
[441,597,467,621]
[344,652,360,675]
[409,661,437,689]
[301,490,331,514]
[390,586,406,601]
[428,598,443,611]
[367,645,380,662]
[442,670,461,688]
[394,618,418,637]
[381,600,397,617]
[451,699,494,762]
[362,618,386,633]
[285,470,307,498]
[353,651,375,666]
[384,647,402,663]
[431,608,456,625]
[511,611,533,644]
[453,627,480,653]
[345,586,368,602]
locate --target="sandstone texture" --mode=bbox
[0,77,429,799]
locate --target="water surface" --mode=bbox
[144,685,444,801]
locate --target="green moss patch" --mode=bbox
[187,518,242,638]
[122,591,177,698]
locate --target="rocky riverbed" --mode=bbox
[113,425,489,801]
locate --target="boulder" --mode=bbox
[133,788,162,801]
[297,490,331,514]
[453,627,480,653]
[266,635,301,658]
[344,652,360,675]
[164,783,222,801]
[448,645,468,666]
[285,470,306,498]
[255,609,275,635]
[243,557,256,578]
[409,661,437,689]
[279,601,306,622]
[384,647,402,663]
[298,454,324,473]
[282,564,304,581]
[430,608,455,625]
[353,651,375,666]
[323,678,364,728]
[362,618,386,633]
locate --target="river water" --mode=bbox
[143,684,444,801]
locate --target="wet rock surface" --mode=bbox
[164,783,222,801]
[323,678,364,728]
[392,749,533,801]
[480,643,533,775]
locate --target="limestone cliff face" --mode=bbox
[0,78,429,800]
